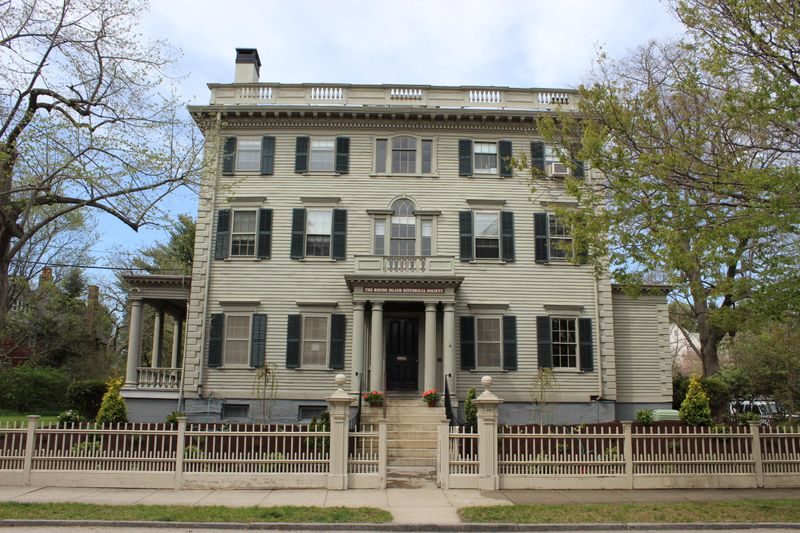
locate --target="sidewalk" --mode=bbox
[2,485,800,525]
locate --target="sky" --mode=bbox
[91,0,685,274]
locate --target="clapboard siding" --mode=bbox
[612,292,672,403]
[188,125,626,402]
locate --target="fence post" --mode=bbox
[622,421,633,489]
[326,374,352,490]
[174,417,187,489]
[474,376,503,491]
[437,422,450,489]
[22,415,39,486]
[378,419,387,489]
[750,422,764,488]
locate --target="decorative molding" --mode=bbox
[227,196,267,206]
[295,301,339,309]
[366,209,393,215]
[219,300,261,309]
[467,303,509,312]
[541,200,579,208]
[414,210,442,216]
[467,199,507,208]
[301,196,341,205]
[543,304,584,315]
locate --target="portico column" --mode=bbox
[369,302,384,391]
[151,309,164,368]
[351,302,365,394]
[125,299,144,387]
[443,303,456,395]
[424,302,437,392]
[170,315,183,368]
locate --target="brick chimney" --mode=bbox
[234,48,261,83]
[39,267,52,285]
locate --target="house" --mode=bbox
[120,48,672,426]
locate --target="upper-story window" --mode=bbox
[375,136,434,175]
[236,139,262,171]
[458,209,515,262]
[531,141,584,178]
[474,142,498,174]
[306,209,333,257]
[534,212,582,264]
[290,207,347,260]
[295,136,350,174]
[548,215,573,261]
[222,136,275,175]
[372,198,436,256]
[214,208,273,260]
[310,139,335,171]
[536,315,594,371]
[474,211,500,259]
[458,139,512,177]
[230,210,257,256]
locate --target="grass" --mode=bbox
[460,499,800,524]
[0,411,59,426]
[0,502,392,523]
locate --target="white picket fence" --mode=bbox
[0,416,386,490]
[439,420,800,490]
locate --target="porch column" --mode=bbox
[170,315,183,368]
[443,303,456,395]
[125,299,144,387]
[424,302,437,392]
[369,302,384,391]
[351,302,365,394]
[151,309,164,368]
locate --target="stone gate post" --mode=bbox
[474,375,502,491]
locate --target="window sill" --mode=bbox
[369,173,439,179]
[470,368,508,373]
[213,365,255,370]
[468,259,507,265]
[469,173,510,179]
[551,368,584,373]
[291,367,335,372]
[223,257,265,262]
[298,257,342,262]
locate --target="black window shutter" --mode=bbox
[332,209,347,260]
[502,315,518,371]
[222,137,237,175]
[460,315,476,370]
[208,314,224,368]
[250,314,267,368]
[458,139,473,176]
[295,136,309,173]
[501,211,515,262]
[459,210,474,261]
[290,208,306,260]
[335,137,350,174]
[531,141,545,173]
[579,318,594,371]
[499,140,513,177]
[329,314,346,369]
[534,212,549,263]
[257,208,272,259]
[214,209,230,260]
[573,158,585,178]
[260,136,275,175]
[537,316,553,368]
[286,315,301,368]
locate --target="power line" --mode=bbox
[12,260,184,273]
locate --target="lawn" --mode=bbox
[0,411,59,426]
[0,502,392,523]
[461,499,800,524]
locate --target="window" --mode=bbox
[236,139,261,171]
[534,212,577,263]
[372,199,436,256]
[551,318,577,368]
[374,136,434,175]
[549,215,573,260]
[374,219,385,255]
[298,405,326,422]
[208,313,267,368]
[223,136,275,175]
[310,139,335,171]
[223,404,249,419]
[531,141,583,178]
[302,315,329,367]
[223,315,250,365]
[230,210,256,256]
[421,219,432,256]
[474,212,500,259]
[474,142,498,174]
[476,317,502,368]
[390,199,416,256]
[306,209,332,257]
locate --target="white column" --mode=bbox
[171,316,183,368]
[424,302,437,392]
[443,303,456,395]
[369,302,384,391]
[125,299,144,387]
[351,302,365,394]
[151,309,164,368]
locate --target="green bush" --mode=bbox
[0,365,69,412]
[672,374,690,410]
[679,376,713,426]
[66,380,107,420]
[95,378,128,424]
[165,411,186,425]
[57,409,85,425]
[464,387,478,427]
[635,409,654,425]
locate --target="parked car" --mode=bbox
[729,399,797,424]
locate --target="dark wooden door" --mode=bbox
[385,318,419,391]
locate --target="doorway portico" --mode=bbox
[345,256,463,397]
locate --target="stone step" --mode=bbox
[388,447,437,458]
[387,456,437,467]
[387,439,437,449]
[387,431,437,440]
[385,466,436,489]
[383,422,442,432]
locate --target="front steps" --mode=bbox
[360,397,445,468]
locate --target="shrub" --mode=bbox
[679,376,713,426]
[362,391,384,407]
[635,409,654,425]
[66,380,107,420]
[165,411,186,425]
[464,387,478,426]
[422,388,440,404]
[71,440,101,456]
[57,409,85,425]
[95,377,128,424]
[0,365,69,412]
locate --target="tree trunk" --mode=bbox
[696,309,722,377]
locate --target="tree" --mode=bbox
[132,214,195,275]
[0,0,202,325]
[679,376,713,426]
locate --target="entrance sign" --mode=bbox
[364,287,444,294]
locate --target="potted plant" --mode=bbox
[422,388,440,407]
[363,390,384,407]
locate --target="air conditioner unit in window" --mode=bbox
[549,162,569,177]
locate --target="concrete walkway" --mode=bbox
[1,485,799,525]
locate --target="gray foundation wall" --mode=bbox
[615,402,672,422]
[488,401,617,425]
[126,398,182,423]
[183,398,328,424]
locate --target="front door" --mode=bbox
[385,318,419,391]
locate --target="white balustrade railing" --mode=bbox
[352,255,455,276]
[538,91,570,105]
[137,367,181,390]
[468,89,502,103]
[239,85,273,100]
[389,88,424,100]
[384,256,426,273]
[309,86,344,100]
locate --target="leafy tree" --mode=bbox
[0,0,202,325]
[132,214,196,275]
[679,376,713,426]
[96,377,128,424]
